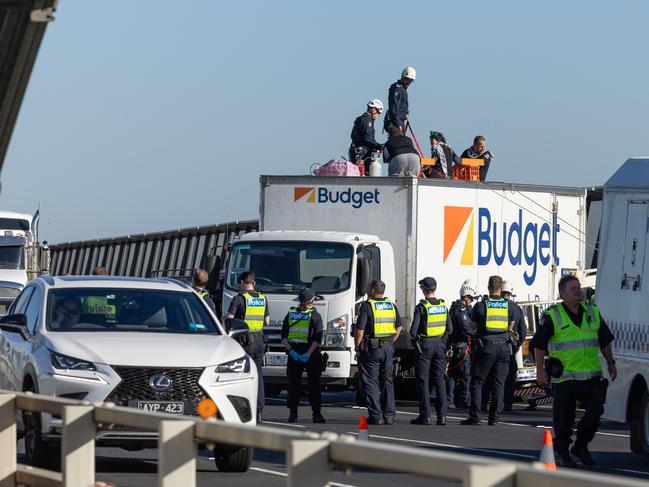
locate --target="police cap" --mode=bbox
[418,277,437,290]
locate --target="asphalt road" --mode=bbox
[18,391,649,486]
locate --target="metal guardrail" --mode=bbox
[0,390,646,487]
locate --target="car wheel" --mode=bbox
[214,446,253,472]
[630,389,649,458]
[23,408,60,470]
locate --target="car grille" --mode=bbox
[0,286,19,299]
[106,367,208,406]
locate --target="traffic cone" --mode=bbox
[357,416,369,441]
[538,428,557,470]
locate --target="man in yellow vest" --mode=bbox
[410,277,453,425]
[281,288,326,424]
[532,275,616,468]
[354,279,402,425]
[461,275,516,426]
[225,271,270,422]
[192,268,216,314]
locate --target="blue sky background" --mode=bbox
[1,0,647,243]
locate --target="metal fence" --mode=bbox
[49,219,259,280]
[0,389,646,487]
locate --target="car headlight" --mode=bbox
[50,351,96,371]
[215,355,250,373]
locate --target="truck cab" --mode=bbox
[222,231,395,390]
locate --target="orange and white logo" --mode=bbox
[294,187,315,203]
[443,206,474,265]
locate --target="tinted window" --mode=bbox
[0,246,25,270]
[10,287,34,314]
[24,287,43,334]
[47,288,220,334]
[0,218,29,231]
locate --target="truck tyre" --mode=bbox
[630,389,649,457]
[23,406,60,470]
[214,446,253,472]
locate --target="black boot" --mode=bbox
[555,449,577,468]
[570,442,596,466]
[410,416,431,425]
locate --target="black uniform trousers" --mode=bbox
[503,354,518,408]
[414,338,447,419]
[242,339,266,413]
[286,346,322,415]
[469,341,511,422]
[552,377,605,452]
[447,342,471,407]
[358,344,395,422]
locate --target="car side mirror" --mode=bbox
[0,313,27,326]
[225,318,249,337]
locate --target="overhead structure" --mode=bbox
[0,0,57,177]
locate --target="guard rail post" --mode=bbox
[286,439,330,487]
[61,404,95,487]
[158,420,196,487]
[463,464,516,487]
[0,394,17,487]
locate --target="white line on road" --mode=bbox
[250,466,357,486]
[262,420,306,428]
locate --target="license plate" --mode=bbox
[135,401,185,414]
[516,367,537,381]
[264,354,288,366]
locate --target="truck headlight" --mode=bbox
[215,356,250,373]
[325,315,348,347]
[50,351,96,371]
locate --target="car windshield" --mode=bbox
[226,241,353,293]
[0,245,25,270]
[47,288,220,334]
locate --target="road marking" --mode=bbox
[607,467,649,477]
[262,420,306,428]
[251,466,357,486]
[345,432,537,460]
[595,431,630,438]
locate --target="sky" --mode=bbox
[1,0,648,243]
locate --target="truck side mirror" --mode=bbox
[356,258,372,298]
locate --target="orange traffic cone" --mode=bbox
[539,428,557,470]
[357,416,369,441]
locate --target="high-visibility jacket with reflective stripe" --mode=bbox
[368,298,397,338]
[547,302,602,383]
[198,290,209,298]
[287,307,312,343]
[420,299,447,337]
[485,298,509,333]
[242,291,266,332]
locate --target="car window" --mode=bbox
[23,287,43,334]
[47,288,220,334]
[10,287,34,315]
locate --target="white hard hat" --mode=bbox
[402,65,416,80]
[459,279,477,298]
[502,281,514,295]
[367,99,383,113]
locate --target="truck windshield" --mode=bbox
[0,245,25,270]
[227,241,353,294]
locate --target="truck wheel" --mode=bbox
[214,447,253,472]
[23,408,60,470]
[630,389,649,457]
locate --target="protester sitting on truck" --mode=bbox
[349,99,384,174]
[383,125,420,177]
[383,66,416,132]
[426,131,460,179]
[461,135,494,181]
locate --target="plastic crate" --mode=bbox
[451,158,484,181]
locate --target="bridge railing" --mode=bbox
[0,389,645,487]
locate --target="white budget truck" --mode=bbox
[223,176,590,394]
[596,158,649,457]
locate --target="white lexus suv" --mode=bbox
[0,275,258,471]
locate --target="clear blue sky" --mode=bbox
[1,0,648,243]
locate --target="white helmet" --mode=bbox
[367,99,383,113]
[459,279,478,298]
[402,65,416,80]
[502,281,514,295]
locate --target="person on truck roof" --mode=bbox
[461,135,494,181]
[383,125,420,177]
[426,131,460,179]
[383,66,416,133]
[349,99,384,175]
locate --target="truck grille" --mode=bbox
[106,367,207,405]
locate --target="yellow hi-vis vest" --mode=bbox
[368,298,397,338]
[197,290,209,299]
[287,307,312,343]
[242,292,266,332]
[547,302,602,383]
[420,299,447,337]
[485,298,509,333]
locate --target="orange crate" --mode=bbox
[452,158,484,181]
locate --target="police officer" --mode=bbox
[447,279,477,409]
[532,275,616,467]
[354,279,402,425]
[192,268,217,314]
[350,100,384,174]
[461,275,515,426]
[383,66,416,132]
[410,277,452,425]
[281,288,326,424]
[225,271,269,422]
[501,281,527,412]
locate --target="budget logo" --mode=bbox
[443,206,475,265]
[294,187,316,203]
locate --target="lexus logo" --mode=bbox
[149,374,172,391]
